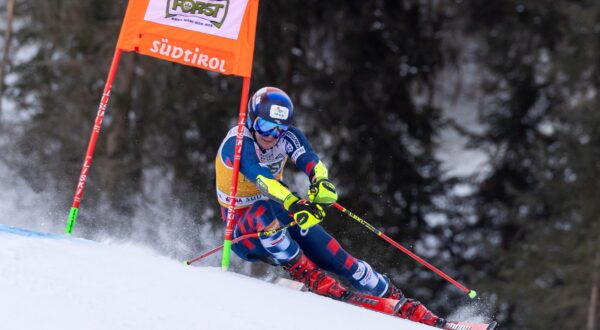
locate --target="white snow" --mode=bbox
[0,225,435,330]
[0,156,496,330]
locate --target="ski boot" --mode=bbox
[384,282,446,328]
[283,252,350,300]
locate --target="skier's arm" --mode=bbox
[220,134,302,206]
[255,175,325,230]
[220,136,273,181]
[281,127,327,181]
[282,128,338,204]
[220,134,326,229]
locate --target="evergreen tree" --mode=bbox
[460,1,600,328]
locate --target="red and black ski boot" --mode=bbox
[384,282,446,328]
[396,297,446,328]
[283,252,350,300]
[383,281,405,300]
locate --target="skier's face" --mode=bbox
[254,132,278,149]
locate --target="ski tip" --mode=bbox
[467,290,477,299]
[487,321,499,330]
[183,260,190,266]
[445,320,498,330]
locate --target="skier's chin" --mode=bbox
[255,134,278,149]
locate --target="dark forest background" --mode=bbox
[1,1,599,329]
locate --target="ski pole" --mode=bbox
[332,202,477,299]
[185,220,298,266]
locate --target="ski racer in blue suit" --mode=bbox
[215,87,445,328]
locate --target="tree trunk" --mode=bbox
[588,248,600,330]
[0,0,16,118]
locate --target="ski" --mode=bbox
[273,277,498,330]
[345,291,402,315]
[444,320,498,330]
[273,277,307,291]
[345,292,498,330]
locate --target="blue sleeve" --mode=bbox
[220,135,273,182]
[281,127,321,179]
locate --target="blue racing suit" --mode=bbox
[215,126,390,297]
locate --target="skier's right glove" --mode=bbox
[284,194,325,230]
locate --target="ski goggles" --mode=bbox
[253,117,289,139]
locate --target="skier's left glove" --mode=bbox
[284,194,325,230]
[308,178,338,205]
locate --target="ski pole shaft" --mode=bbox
[185,221,297,265]
[185,233,257,265]
[332,203,477,299]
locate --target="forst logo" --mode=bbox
[166,0,229,28]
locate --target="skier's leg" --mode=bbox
[282,250,349,300]
[220,201,299,264]
[270,200,388,295]
[270,200,445,327]
[221,201,350,300]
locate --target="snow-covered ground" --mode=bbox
[0,224,434,330]
[0,27,494,329]
[0,158,493,329]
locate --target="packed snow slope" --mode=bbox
[0,224,434,330]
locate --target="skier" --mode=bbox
[215,86,445,328]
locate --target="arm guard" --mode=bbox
[256,175,298,208]
[312,161,329,182]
